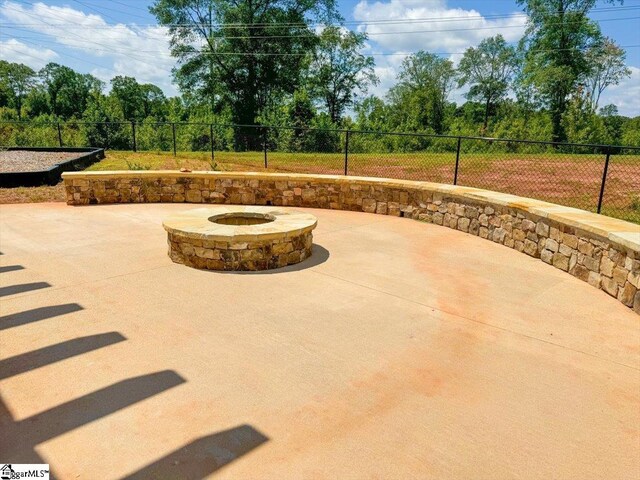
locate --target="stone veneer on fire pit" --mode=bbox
[163,206,317,271]
[62,171,640,314]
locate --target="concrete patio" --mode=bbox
[0,202,638,479]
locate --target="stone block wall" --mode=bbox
[63,171,640,314]
[167,231,313,271]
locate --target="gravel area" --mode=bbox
[0,150,79,173]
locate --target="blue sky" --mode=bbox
[1,0,639,115]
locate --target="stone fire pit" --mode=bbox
[163,206,317,271]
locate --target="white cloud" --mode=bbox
[352,0,639,116]
[0,38,58,69]
[354,0,527,53]
[0,1,177,95]
[598,66,640,117]
[353,0,528,104]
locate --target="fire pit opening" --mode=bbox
[209,212,276,226]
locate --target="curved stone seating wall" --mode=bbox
[63,171,640,314]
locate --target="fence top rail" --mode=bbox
[2,120,639,151]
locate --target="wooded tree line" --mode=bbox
[1,0,638,150]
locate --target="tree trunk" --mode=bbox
[483,96,490,130]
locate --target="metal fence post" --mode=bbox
[214,123,216,162]
[263,127,268,169]
[344,129,350,176]
[57,122,63,147]
[597,149,611,214]
[131,121,137,152]
[453,136,461,185]
[172,123,177,156]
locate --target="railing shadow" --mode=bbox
[0,282,51,297]
[122,425,269,480]
[1,371,186,463]
[0,258,268,478]
[0,332,126,380]
[0,265,25,273]
[0,303,84,331]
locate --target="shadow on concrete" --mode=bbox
[1,371,186,466]
[0,332,126,380]
[122,425,269,480]
[213,244,330,276]
[0,303,84,331]
[0,265,25,273]
[0,281,50,297]
[21,371,186,445]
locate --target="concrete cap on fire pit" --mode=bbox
[163,206,317,242]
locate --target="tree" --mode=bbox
[150,0,338,147]
[561,85,609,144]
[599,104,626,144]
[458,35,517,130]
[355,96,389,132]
[621,117,640,146]
[140,84,167,119]
[0,61,36,119]
[517,0,622,142]
[387,51,456,134]
[285,90,316,151]
[308,27,377,124]
[110,76,144,121]
[583,37,631,111]
[40,63,103,119]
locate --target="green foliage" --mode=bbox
[110,76,167,122]
[583,38,631,111]
[517,0,623,142]
[150,0,338,135]
[458,35,517,129]
[561,88,611,145]
[0,0,636,152]
[621,118,640,147]
[39,63,103,119]
[126,160,152,170]
[307,27,378,123]
[0,60,36,119]
[387,51,457,135]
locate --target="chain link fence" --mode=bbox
[1,120,639,223]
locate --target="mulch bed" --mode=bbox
[0,150,79,173]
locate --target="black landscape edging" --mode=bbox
[0,147,105,188]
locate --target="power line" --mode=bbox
[78,0,152,15]
[4,33,637,57]
[68,0,121,24]
[22,15,627,41]
[92,15,639,39]
[2,2,170,71]
[69,0,152,22]
[2,10,637,41]
[3,4,639,29]
[167,45,640,56]
[1,35,110,70]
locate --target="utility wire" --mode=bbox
[1,8,172,71]
[68,0,121,24]
[76,15,638,39]
[3,4,639,28]
[2,10,637,40]
[69,0,151,21]
[4,33,637,57]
